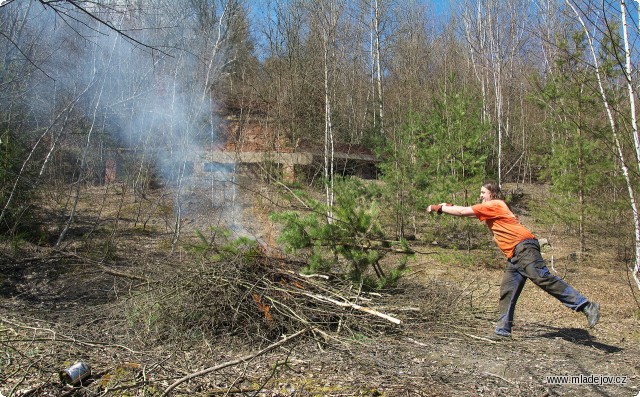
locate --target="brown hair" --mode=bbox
[483,181,504,200]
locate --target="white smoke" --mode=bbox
[0,0,247,237]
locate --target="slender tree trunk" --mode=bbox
[568,0,640,290]
[320,0,339,222]
[0,89,86,227]
[620,0,640,288]
[577,98,585,254]
[56,33,120,246]
[462,0,504,184]
[201,1,231,102]
[373,0,384,137]
[170,50,184,251]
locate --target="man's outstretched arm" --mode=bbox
[428,203,477,217]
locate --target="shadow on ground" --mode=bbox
[534,325,623,353]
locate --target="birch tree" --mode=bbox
[618,0,640,289]
[566,0,640,290]
[460,0,529,185]
[371,0,385,137]
[309,0,344,220]
[323,2,335,219]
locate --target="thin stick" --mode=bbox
[160,329,307,397]
[460,332,500,344]
[483,371,515,385]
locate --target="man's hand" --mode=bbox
[427,203,452,214]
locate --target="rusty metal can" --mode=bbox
[59,361,92,385]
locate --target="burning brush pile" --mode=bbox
[124,237,431,347]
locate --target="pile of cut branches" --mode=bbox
[126,246,406,346]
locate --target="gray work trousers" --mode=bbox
[495,239,588,334]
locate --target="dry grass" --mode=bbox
[1,181,639,396]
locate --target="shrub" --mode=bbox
[271,177,410,290]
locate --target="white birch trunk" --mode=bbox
[368,7,376,130]
[321,0,337,221]
[487,2,503,186]
[324,39,335,221]
[373,0,384,137]
[201,2,230,103]
[567,0,640,290]
[620,0,640,289]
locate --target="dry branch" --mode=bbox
[302,292,402,325]
[160,328,308,397]
[97,264,148,281]
[460,332,500,344]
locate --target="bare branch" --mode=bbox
[160,328,308,397]
[0,30,54,81]
[37,0,171,56]
[0,0,18,8]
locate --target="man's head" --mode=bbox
[480,181,502,202]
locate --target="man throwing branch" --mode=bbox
[427,181,600,338]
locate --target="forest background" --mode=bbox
[2,0,639,283]
[2,0,640,395]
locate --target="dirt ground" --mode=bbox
[1,181,639,397]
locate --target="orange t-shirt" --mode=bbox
[471,200,535,258]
